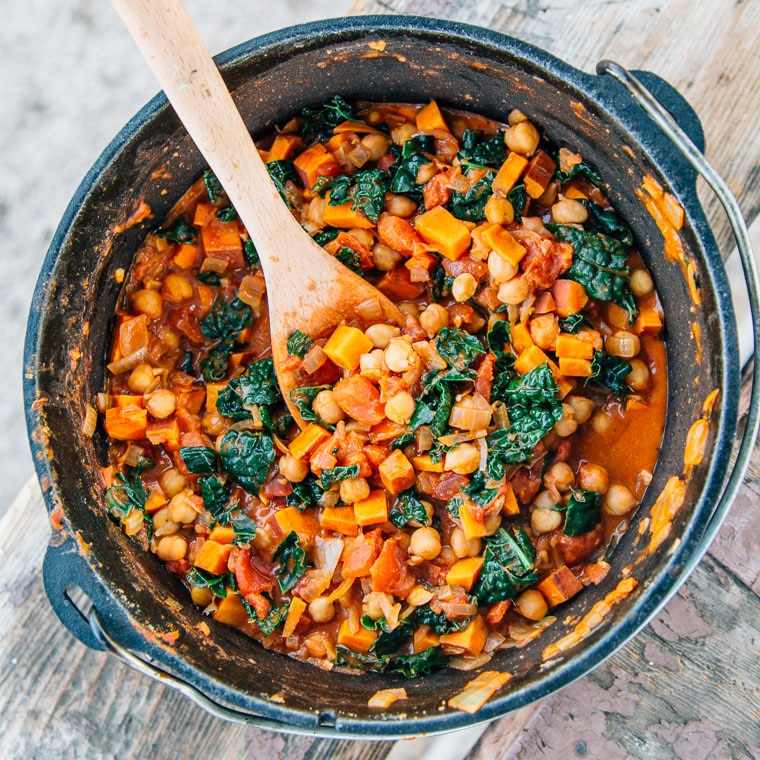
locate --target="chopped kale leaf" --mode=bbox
[289,385,333,427]
[285,473,324,511]
[216,205,237,222]
[564,488,602,536]
[198,475,229,517]
[266,159,301,205]
[458,129,507,168]
[473,526,538,604]
[336,246,364,276]
[555,157,602,184]
[585,201,634,246]
[389,489,430,528]
[287,329,314,358]
[321,465,361,490]
[155,216,197,244]
[243,239,260,268]
[179,446,218,474]
[219,429,275,493]
[273,531,308,592]
[301,96,360,144]
[203,170,223,203]
[507,183,529,222]
[242,595,285,637]
[186,567,228,599]
[449,170,495,222]
[588,349,632,399]
[463,471,500,507]
[216,357,283,421]
[413,603,472,635]
[436,326,486,371]
[200,296,252,341]
[320,168,390,223]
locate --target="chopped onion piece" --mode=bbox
[237,274,266,311]
[437,429,487,447]
[484,631,507,653]
[449,393,492,431]
[448,671,512,713]
[315,536,344,577]
[200,256,228,275]
[478,438,488,472]
[368,688,408,708]
[96,393,113,413]
[448,653,493,671]
[441,601,478,618]
[229,419,264,432]
[107,347,148,375]
[356,297,383,322]
[82,404,98,437]
[327,577,354,604]
[302,343,327,375]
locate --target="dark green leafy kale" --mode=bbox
[301,95,361,144]
[588,349,632,399]
[321,465,361,490]
[312,227,339,246]
[585,202,634,246]
[199,475,229,517]
[336,644,448,677]
[361,616,414,657]
[216,205,238,222]
[180,446,218,474]
[559,313,592,334]
[219,430,275,493]
[200,296,252,340]
[216,509,257,545]
[487,319,517,402]
[105,470,150,519]
[462,471,500,507]
[413,603,472,635]
[243,239,260,268]
[216,357,283,422]
[203,170,223,202]
[563,489,602,536]
[389,139,432,202]
[487,363,562,478]
[336,247,364,276]
[389,489,430,528]
[200,338,235,382]
[196,271,222,286]
[473,526,538,604]
[178,350,194,375]
[186,567,228,598]
[319,168,390,223]
[430,262,454,300]
[458,129,507,169]
[449,170,495,222]
[508,183,529,222]
[487,319,511,356]
[273,531,308,592]
[289,385,333,427]
[266,159,301,205]
[287,329,314,358]
[436,326,486,371]
[243,596,285,637]
[554,157,602,184]
[285,473,324,511]
[550,225,638,322]
[155,216,197,244]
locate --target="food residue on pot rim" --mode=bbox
[113,199,152,235]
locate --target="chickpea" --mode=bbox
[279,453,309,483]
[544,462,575,492]
[359,348,386,380]
[146,389,176,419]
[160,326,181,351]
[450,527,482,558]
[534,489,560,510]
[168,491,198,525]
[452,273,478,303]
[630,268,654,297]
[485,194,515,225]
[406,585,435,606]
[604,483,637,515]
[565,395,595,425]
[531,505,562,534]
[577,462,610,494]
[627,359,651,391]
[391,122,416,146]
[152,507,179,537]
[415,162,438,185]
[202,411,228,438]
[497,276,531,306]
[371,242,403,271]
[128,363,157,394]
[385,391,416,425]
[383,193,417,218]
[162,273,194,303]
[487,250,518,284]
[159,468,186,498]
[131,288,163,319]
[348,227,374,248]
[312,389,345,425]
[409,527,442,560]
[515,589,549,621]
[308,597,335,624]
[444,443,480,475]
[507,108,527,126]
[363,592,391,620]
[504,120,540,156]
[365,323,400,349]
[191,586,214,607]
[484,512,503,535]
[552,197,589,224]
[340,477,371,505]
[398,301,421,319]
[529,313,559,351]
[591,411,612,434]
[384,337,419,373]
[156,534,188,562]
[554,404,578,437]
[521,216,550,236]
[361,132,390,161]
[605,330,641,359]
[419,303,450,338]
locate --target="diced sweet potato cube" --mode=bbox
[413,625,441,653]
[412,454,445,473]
[558,357,593,377]
[193,540,234,576]
[205,382,225,412]
[492,152,529,195]
[212,593,249,627]
[556,333,595,360]
[322,195,375,229]
[320,506,359,536]
[146,417,180,449]
[333,375,386,427]
[173,243,200,269]
[439,615,489,656]
[502,484,520,516]
[353,490,389,527]
[337,619,378,654]
[510,322,534,353]
[144,489,167,515]
[274,506,314,540]
[514,345,558,377]
[459,502,488,541]
[208,524,236,544]
[119,314,150,356]
[293,143,342,190]
[378,450,416,496]
[289,423,332,460]
[634,306,664,336]
[193,202,218,227]
[551,279,589,318]
[416,100,450,132]
[414,206,471,261]
[342,529,383,578]
[282,597,307,638]
[267,133,302,162]
[105,405,147,441]
[322,325,374,370]
[376,267,426,301]
[201,220,244,270]
[482,225,527,268]
[523,150,557,199]
[446,557,485,592]
[536,565,584,607]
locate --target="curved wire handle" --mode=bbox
[597,61,760,542]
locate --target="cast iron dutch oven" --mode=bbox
[24,16,760,738]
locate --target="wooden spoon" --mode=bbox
[110,0,402,424]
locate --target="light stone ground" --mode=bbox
[1,0,351,520]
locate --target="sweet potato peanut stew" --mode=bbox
[100,97,666,677]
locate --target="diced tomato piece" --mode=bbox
[510,467,542,504]
[431,472,469,501]
[474,353,496,402]
[342,528,384,578]
[234,547,275,596]
[332,375,385,427]
[370,536,415,599]
[377,212,422,256]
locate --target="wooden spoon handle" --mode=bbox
[109,0,292,256]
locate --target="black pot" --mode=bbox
[24,16,758,738]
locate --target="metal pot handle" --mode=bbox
[597,61,760,542]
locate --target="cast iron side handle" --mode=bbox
[597,60,760,544]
